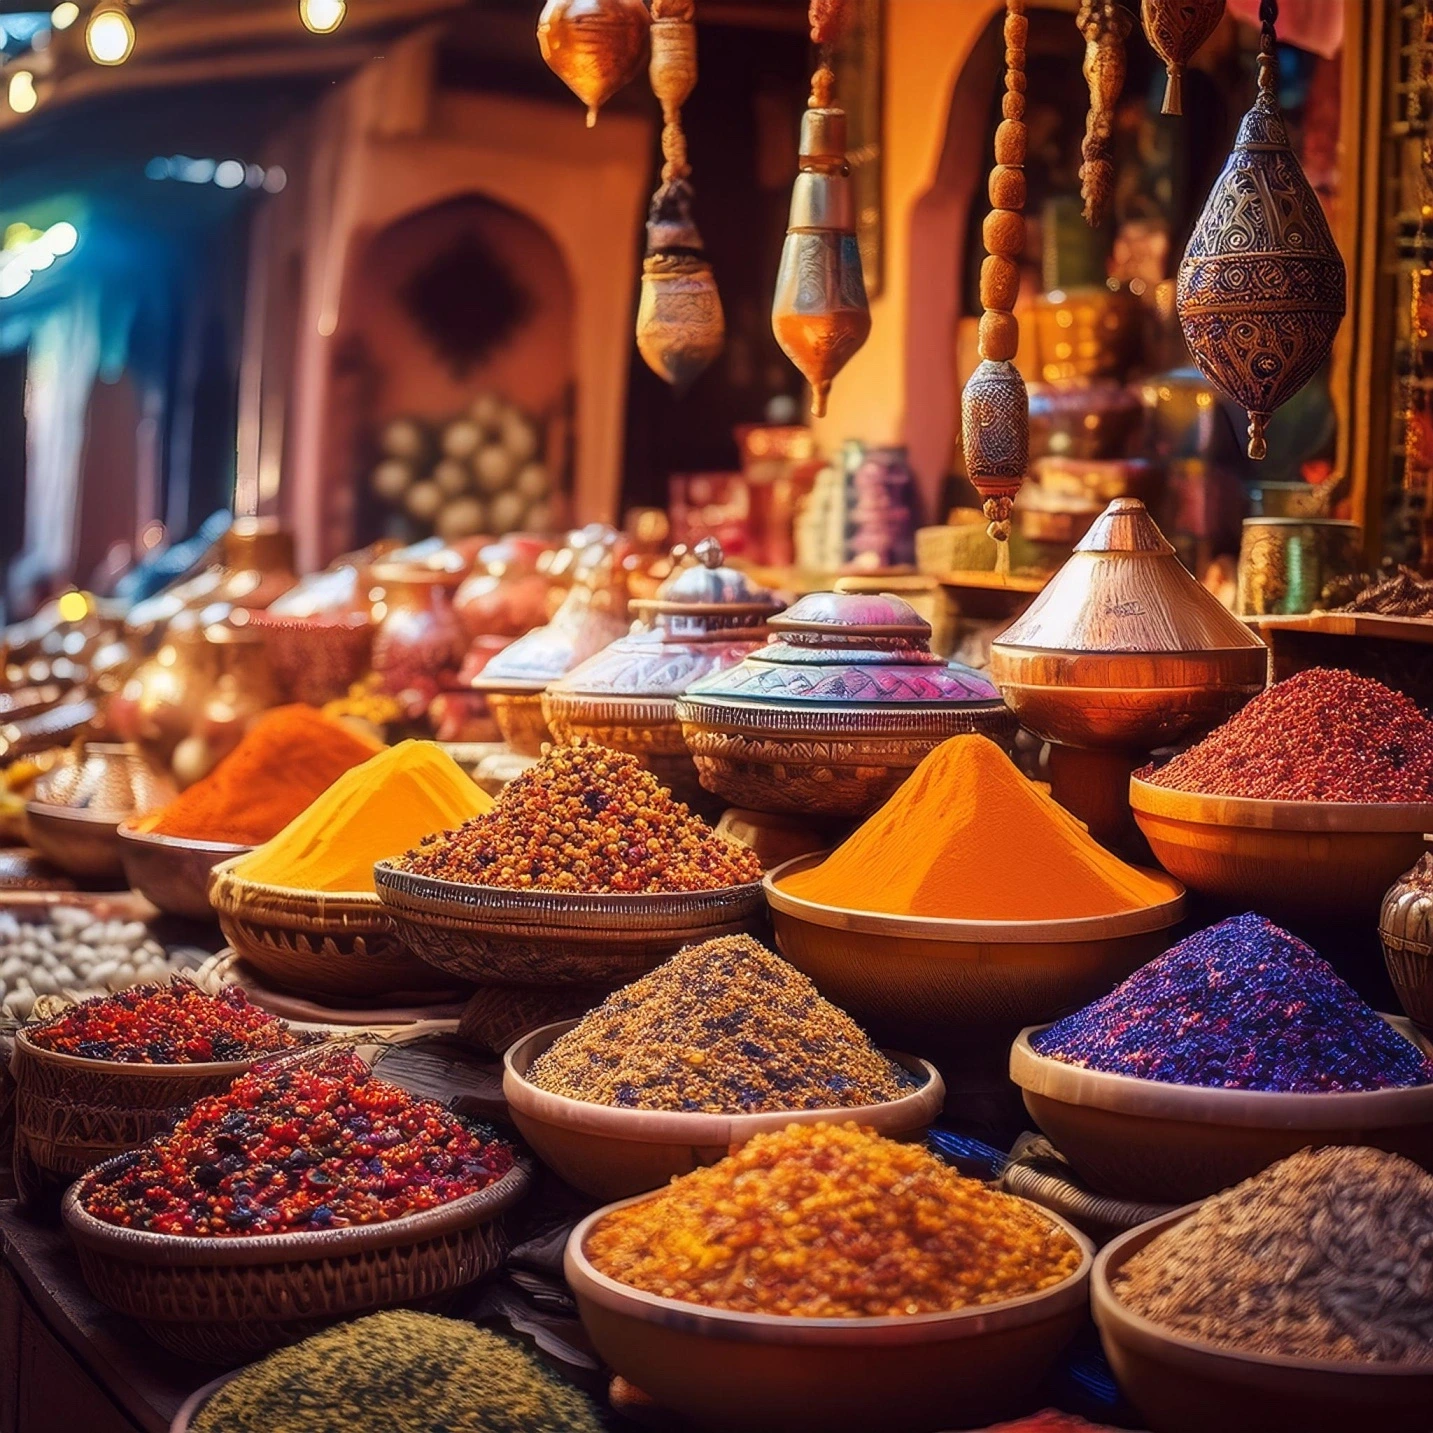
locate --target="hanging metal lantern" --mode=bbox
[1176,5,1346,460]
[771,0,870,419]
[1140,0,1225,116]
[635,0,724,391]
[537,0,650,127]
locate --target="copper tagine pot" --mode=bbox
[469,525,629,755]
[543,539,782,804]
[989,498,1267,749]
[676,591,1016,820]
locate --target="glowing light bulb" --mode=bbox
[50,2,79,29]
[0,265,32,299]
[57,590,89,623]
[86,6,134,65]
[47,222,77,254]
[299,0,345,34]
[7,71,36,114]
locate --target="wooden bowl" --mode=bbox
[11,1032,259,1208]
[1092,1207,1433,1433]
[1128,777,1433,924]
[63,1152,532,1363]
[23,803,127,879]
[117,822,250,921]
[503,1020,945,1200]
[764,855,1184,1064]
[209,859,466,1002]
[1010,1020,1433,1204]
[565,1194,1094,1433]
[486,689,553,756]
[373,861,765,988]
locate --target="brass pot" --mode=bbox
[1235,518,1363,616]
[1382,854,1433,1033]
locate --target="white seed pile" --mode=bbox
[0,908,190,1021]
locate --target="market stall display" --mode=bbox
[566,1123,1092,1432]
[502,933,942,1197]
[1093,1148,1433,1433]
[1011,913,1433,1200]
[64,1050,530,1360]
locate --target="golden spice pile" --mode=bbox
[586,1123,1083,1318]
[399,741,761,893]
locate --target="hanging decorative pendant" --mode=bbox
[771,0,870,419]
[1078,0,1133,227]
[1176,4,1346,459]
[635,0,724,391]
[1140,0,1225,115]
[537,0,650,127]
[961,0,1030,542]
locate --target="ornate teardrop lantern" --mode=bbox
[1078,0,1132,227]
[1176,0,1346,459]
[771,0,871,419]
[961,0,1030,543]
[1140,0,1225,115]
[537,0,650,127]
[635,0,725,392]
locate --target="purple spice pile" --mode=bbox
[1033,913,1433,1092]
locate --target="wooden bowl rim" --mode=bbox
[117,820,253,858]
[1010,1020,1433,1128]
[209,858,389,916]
[764,854,1186,944]
[24,801,132,829]
[565,1193,1093,1344]
[503,1019,945,1145]
[169,1369,236,1433]
[62,1150,532,1266]
[14,1026,274,1079]
[1092,1205,1433,1382]
[1129,777,1433,834]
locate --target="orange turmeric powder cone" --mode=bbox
[779,734,1176,921]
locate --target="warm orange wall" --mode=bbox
[812,0,1005,454]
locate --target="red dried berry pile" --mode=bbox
[28,982,304,1065]
[399,740,762,894]
[79,1052,516,1237]
[1144,668,1433,802]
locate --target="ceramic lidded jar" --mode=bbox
[543,539,782,804]
[676,591,1016,820]
[468,526,629,756]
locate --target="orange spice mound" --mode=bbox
[780,734,1176,920]
[142,705,382,846]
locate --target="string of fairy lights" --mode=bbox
[4,1,350,115]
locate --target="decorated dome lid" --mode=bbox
[681,589,1003,707]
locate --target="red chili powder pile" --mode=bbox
[1143,668,1433,802]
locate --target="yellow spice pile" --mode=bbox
[586,1123,1083,1318]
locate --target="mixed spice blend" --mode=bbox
[1114,1146,1433,1363]
[527,934,916,1113]
[1033,913,1433,1091]
[26,981,303,1065]
[1143,667,1433,801]
[80,1051,515,1236]
[191,1311,606,1433]
[586,1122,1083,1318]
[399,740,761,893]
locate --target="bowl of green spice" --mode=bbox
[503,935,945,1199]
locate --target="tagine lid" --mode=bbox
[682,589,1004,707]
[992,498,1267,656]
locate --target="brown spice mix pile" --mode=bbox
[586,1122,1084,1318]
[1143,668,1433,801]
[527,935,916,1113]
[399,741,761,893]
[1114,1146,1433,1364]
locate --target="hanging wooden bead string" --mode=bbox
[961,0,1030,551]
[635,0,725,391]
[770,0,871,418]
[1077,0,1132,228]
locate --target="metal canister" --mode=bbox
[1235,517,1362,616]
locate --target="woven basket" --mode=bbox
[209,859,465,1002]
[11,1032,256,1209]
[63,1153,532,1362]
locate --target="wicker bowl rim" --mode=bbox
[62,1150,532,1266]
[565,1192,1093,1344]
[504,1019,946,1145]
[14,1027,274,1080]
[209,857,391,917]
[1129,777,1433,834]
[1011,1020,1433,1129]
[117,819,253,858]
[764,854,1186,944]
[1092,1204,1433,1380]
